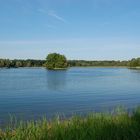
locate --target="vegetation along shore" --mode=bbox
[0,53,140,68]
[0,108,140,140]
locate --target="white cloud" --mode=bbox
[48,10,66,23]
[38,9,66,23]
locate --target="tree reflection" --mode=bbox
[46,70,67,90]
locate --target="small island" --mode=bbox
[45,53,68,70]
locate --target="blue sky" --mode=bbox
[0,0,140,60]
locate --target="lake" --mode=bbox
[0,67,140,124]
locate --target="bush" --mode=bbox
[46,53,68,70]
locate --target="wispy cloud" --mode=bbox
[38,9,66,23]
[48,10,66,23]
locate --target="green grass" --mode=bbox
[1,108,140,140]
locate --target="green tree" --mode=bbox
[130,58,140,67]
[46,53,68,70]
[15,61,22,67]
[0,59,11,68]
[0,59,5,67]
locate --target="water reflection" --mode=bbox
[46,70,67,90]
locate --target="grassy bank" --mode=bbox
[1,109,140,140]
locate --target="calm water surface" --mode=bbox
[0,67,140,123]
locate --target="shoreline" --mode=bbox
[0,66,129,69]
[129,67,140,69]
[0,108,140,139]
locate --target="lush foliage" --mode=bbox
[0,59,129,68]
[1,108,140,140]
[130,58,140,67]
[0,59,45,68]
[69,60,130,67]
[46,53,68,69]
[1,57,140,68]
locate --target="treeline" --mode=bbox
[69,60,130,67]
[129,58,140,67]
[0,59,45,68]
[0,58,140,68]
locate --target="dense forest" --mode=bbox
[0,58,140,68]
[68,60,130,67]
[0,59,46,68]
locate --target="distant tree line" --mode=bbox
[0,57,140,68]
[0,59,45,68]
[129,58,140,67]
[68,60,130,67]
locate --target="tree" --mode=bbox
[130,58,140,67]
[0,59,11,68]
[46,53,68,70]
[0,59,5,67]
[15,61,22,67]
